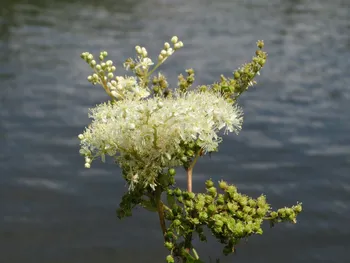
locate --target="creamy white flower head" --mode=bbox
[79,91,243,190]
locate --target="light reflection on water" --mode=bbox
[0,0,349,262]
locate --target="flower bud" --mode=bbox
[166,255,174,263]
[106,60,113,66]
[135,46,142,54]
[141,47,148,57]
[164,42,170,49]
[174,188,182,197]
[257,40,264,49]
[164,242,173,250]
[167,48,174,55]
[207,186,217,197]
[171,36,178,44]
[173,219,181,226]
[218,180,228,190]
[168,168,176,176]
[207,204,216,213]
[90,60,96,67]
[84,163,91,168]
[78,134,84,140]
[293,204,302,213]
[188,192,195,199]
[108,73,114,79]
[199,211,208,221]
[205,179,214,188]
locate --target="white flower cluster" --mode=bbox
[79,91,243,190]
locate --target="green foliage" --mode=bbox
[162,179,302,260]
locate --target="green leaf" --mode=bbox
[167,192,176,208]
[141,199,157,212]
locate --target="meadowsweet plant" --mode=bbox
[78,36,302,263]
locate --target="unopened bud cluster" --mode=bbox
[209,40,268,103]
[163,179,302,258]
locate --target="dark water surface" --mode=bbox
[1,0,350,262]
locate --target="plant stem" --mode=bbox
[186,151,201,193]
[155,186,166,236]
[187,168,193,193]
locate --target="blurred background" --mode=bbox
[0,0,349,262]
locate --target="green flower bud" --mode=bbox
[239,196,248,207]
[173,219,181,226]
[186,149,194,156]
[227,202,238,213]
[180,156,188,162]
[257,195,267,207]
[270,211,278,218]
[165,231,173,239]
[207,186,217,197]
[199,85,207,92]
[191,218,200,225]
[226,185,237,195]
[205,195,213,204]
[199,211,208,221]
[294,204,302,213]
[215,219,224,227]
[195,201,205,211]
[256,207,266,217]
[257,40,264,49]
[213,226,222,234]
[205,179,214,188]
[248,199,256,207]
[164,242,173,250]
[243,206,251,214]
[207,204,216,214]
[168,168,176,176]
[217,194,225,205]
[278,208,286,218]
[289,214,296,221]
[166,255,175,263]
[218,180,228,190]
[185,200,192,207]
[258,58,266,66]
[174,188,182,197]
[188,192,195,199]
[177,196,184,203]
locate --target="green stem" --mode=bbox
[146,61,163,78]
[186,150,201,193]
[155,186,166,236]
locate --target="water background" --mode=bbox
[1,0,350,262]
